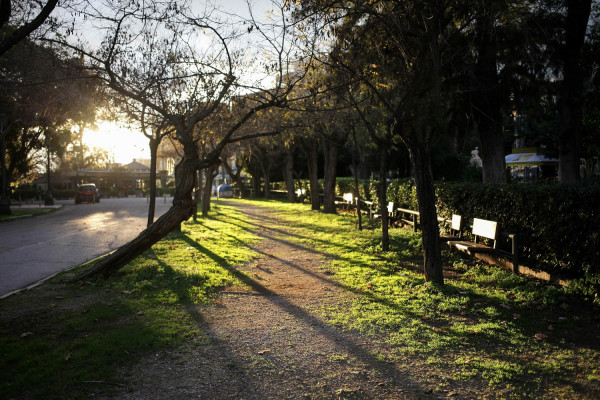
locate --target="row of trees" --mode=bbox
[223,0,599,284]
[1,0,598,285]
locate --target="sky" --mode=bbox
[79,0,275,165]
[85,122,149,164]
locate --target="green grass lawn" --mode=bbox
[0,199,598,399]
[0,208,54,221]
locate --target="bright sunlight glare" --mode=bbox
[85,121,149,165]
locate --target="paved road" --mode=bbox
[0,197,174,297]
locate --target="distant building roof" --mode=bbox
[125,159,150,172]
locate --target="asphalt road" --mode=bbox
[0,197,174,298]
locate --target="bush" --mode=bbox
[436,182,600,279]
[369,178,418,209]
[336,177,370,200]
[364,178,598,279]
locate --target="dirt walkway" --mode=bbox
[101,201,442,399]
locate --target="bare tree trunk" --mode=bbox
[351,129,362,230]
[147,138,159,227]
[558,0,591,183]
[284,146,296,202]
[321,135,338,214]
[263,170,271,199]
[408,132,443,285]
[252,174,261,198]
[193,170,202,222]
[202,165,216,216]
[473,3,506,184]
[260,160,272,199]
[308,140,320,210]
[378,143,389,251]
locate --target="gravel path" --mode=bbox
[99,201,443,400]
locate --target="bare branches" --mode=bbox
[0,0,59,56]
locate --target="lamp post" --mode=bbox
[0,119,10,215]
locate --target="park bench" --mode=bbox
[373,201,395,225]
[396,207,419,232]
[334,192,355,210]
[439,214,463,241]
[360,199,374,219]
[447,217,519,272]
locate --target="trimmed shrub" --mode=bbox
[365,178,598,278]
[435,182,600,278]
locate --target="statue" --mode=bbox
[470,147,482,168]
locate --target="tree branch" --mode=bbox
[0,0,59,56]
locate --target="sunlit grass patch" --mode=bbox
[230,199,600,398]
[0,202,261,399]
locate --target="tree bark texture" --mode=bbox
[409,137,444,285]
[558,0,592,183]
[473,6,507,184]
[202,165,217,216]
[321,135,338,214]
[261,162,271,199]
[351,133,362,230]
[308,140,320,210]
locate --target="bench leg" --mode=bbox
[511,235,519,274]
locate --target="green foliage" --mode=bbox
[362,178,599,279]
[369,178,418,209]
[436,182,600,278]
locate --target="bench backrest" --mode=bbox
[450,214,462,231]
[472,218,497,248]
[387,201,394,214]
[343,192,354,203]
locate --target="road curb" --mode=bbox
[0,251,113,300]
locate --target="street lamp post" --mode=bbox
[0,120,11,215]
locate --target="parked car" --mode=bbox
[75,183,100,204]
[217,184,234,198]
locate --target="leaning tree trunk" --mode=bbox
[308,140,320,210]
[284,146,296,202]
[408,132,444,285]
[321,135,339,214]
[68,156,197,281]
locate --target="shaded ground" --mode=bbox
[95,201,458,400]
[90,200,598,400]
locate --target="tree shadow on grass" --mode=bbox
[192,201,600,397]
[175,233,437,398]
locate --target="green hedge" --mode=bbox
[271,178,370,200]
[369,178,419,210]
[270,177,599,278]
[373,179,599,279]
[436,182,600,279]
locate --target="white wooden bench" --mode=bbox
[440,214,463,241]
[448,218,519,272]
